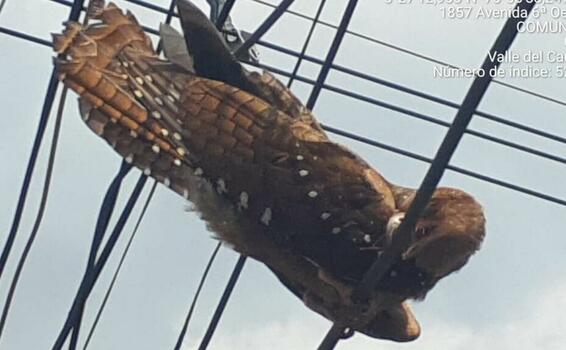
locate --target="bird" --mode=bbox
[52,1,485,342]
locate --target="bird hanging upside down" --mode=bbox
[52,1,485,342]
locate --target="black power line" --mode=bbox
[67,161,133,350]
[287,0,326,88]
[215,0,236,29]
[51,174,148,350]
[197,255,247,350]
[173,242,222,350]
[306,0,357,109]
[0,88,68,342]
[318,1,537,348]
[0,0,85,306]
[82,181,158,350]
[234,0,294,57]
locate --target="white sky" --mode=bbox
[1,0,566,349]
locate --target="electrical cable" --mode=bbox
[286,0,326,88]
[0,88,68,342]
[0,0,85,293]
[306,0,357,109]
[197,255,246,350]
[82,181,158,350]
[51,174,148,350]
[173,242,222,350]
[233,0,294,57]
[318,2,537,348]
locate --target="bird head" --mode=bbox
[393,187,486,280]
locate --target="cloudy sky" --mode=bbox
[1,0,566,349]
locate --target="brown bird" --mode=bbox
[52,1,485,342]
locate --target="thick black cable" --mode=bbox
[51,174,148,350]
[306,0,357,109]
[319,2,537,349]
[317,325,353,350]
[0,88,68,342]
[173,242,222,350]
[233,0,294,57]
[0,0,7,16]
[3,27,565,207]
[215,0,236,29]
[286,0,325,88]
[67,161,132,350]
[81,181,157,350]
[0,0,85,286]
[358,1,538,296]
[0,26,52,46]
[197,255,246,350]
[250,0,566,109]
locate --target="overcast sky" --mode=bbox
[1,0,566,349]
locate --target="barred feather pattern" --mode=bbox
[52,2,486,343]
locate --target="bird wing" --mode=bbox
[53,3,431,341]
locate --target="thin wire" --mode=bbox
[51,175,148,350]
[67,161,132,350]
[0,88,68,342]
[0,0,7,16]
[215,0,236,29]
[249,0,566,109]
[306,0,357,109]
[0,0,85,291]
[287,0,325,88]
[319,2,537,348]
[2,27,565,207]
[173,242,222,350]
[82,181,158,350]
[197,255,247,350]
[317,324,352,350]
